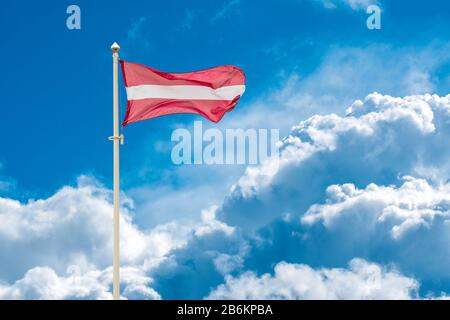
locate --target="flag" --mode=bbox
[120,61,246,126]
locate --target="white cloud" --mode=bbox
[139,89,450,299]
[0,176,198,299]
[232,93,449,201]
[207,258,418,299]
[126,47,450,297]
[0,176,190,272]
[0,167,242,300]
[195,205,234,237]
[198,92,450,298]
[302,176,450,240]
[315,0,377,10]
[0,266,159,300]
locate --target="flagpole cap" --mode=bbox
[111,42,121,53]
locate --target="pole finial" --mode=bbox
[111,42,121,53]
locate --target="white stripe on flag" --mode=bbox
[126,85,245,101]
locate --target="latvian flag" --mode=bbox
[120,61,246,126]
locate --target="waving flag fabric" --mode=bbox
[120,61,246,126]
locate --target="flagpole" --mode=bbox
[110,42,122,300]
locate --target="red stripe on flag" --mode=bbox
[122,98,240,126]
[121,61,245,88]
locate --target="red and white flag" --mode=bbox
[120,61,246,126]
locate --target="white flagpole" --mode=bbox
[110,42,123,300]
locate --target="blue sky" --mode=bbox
[1,0,448,197]
[0,0,450,299]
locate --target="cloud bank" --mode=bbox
[1,92,450,299]
[207,259,418,299]
[153,92,450,299]
[0,176,192,299]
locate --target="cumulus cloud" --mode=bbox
[207,259,418,299]
[0,176,198,299]
[220,44,450,136]
[254,91,445,194]
[0,176,191,277]
[302,176,450,240]
[195,206,235,237]
[152,92,450,299]
[128,46,450,287]
[224,93,450,228]
[218,93,450,294]
[0,266,159,300]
